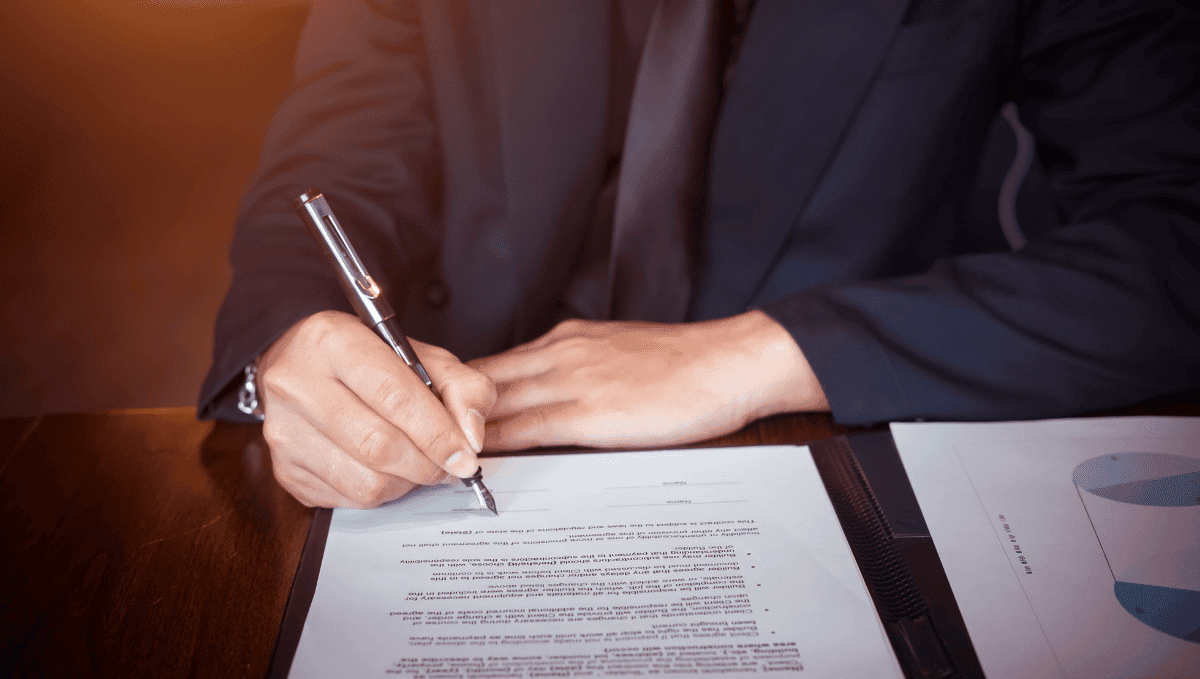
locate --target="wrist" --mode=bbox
[717,310,829,423]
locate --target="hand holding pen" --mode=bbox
[249,192,498,511]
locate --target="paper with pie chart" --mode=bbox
[892,417,1200,679]
[1073,451,1200,643]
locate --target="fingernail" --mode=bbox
[444,450,477,477]
[464,408,485,453]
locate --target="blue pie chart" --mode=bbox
[1074,452,1200,507]
[1073,452,1200,643]
[1112,582,1200,643]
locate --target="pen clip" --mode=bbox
[295,190,395,325]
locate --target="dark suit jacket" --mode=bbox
[201,0,1200,425]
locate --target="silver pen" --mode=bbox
[295,189,498,516]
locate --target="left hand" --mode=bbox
[469,310,828,450]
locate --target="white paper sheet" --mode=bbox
[288,446,903,678]
[892,417,1200,679]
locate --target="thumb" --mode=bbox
[411,339,497,460]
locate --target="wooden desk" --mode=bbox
[0,408,850,677]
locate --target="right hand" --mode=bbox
[257,310,496,508]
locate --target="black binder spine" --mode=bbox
[268,507,334,679]
[809,437,959,679]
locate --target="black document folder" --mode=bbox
[268,433,985,679]
[807,432,984,679]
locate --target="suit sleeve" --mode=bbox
[762,0,1200,424]
[198,0,439,420]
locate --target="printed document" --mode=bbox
[288,446,903,678]
[893,417,1200,679]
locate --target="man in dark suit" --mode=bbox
[201,0,1200,508]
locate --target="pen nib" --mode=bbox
[463,466,499,516]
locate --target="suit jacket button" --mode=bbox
[424,280,450,309]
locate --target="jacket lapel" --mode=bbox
[693,0,910,320]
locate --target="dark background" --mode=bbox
[0,0,310,417]
[0,1,1038,420]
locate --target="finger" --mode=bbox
[269,412,420,508]
[489,373,575,418]
[468,318,597,380]
[327,329,480,478]
[265,354,446,485]
[264,416,367,508]
[483,400,585,451]
[537,318,600,342]
[417,340,496,454]
[498,318,594,354]
[311,458,419,509]
[469,345,557,383]
[278,464,358,508]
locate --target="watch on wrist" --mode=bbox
[236,360,266,421]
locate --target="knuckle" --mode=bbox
[375,376,415,420]
[557,337,593,362]
[346,485,372,508]
[296,310,335,342]
[259,365,299,402]
[303,311,353,356]
[327,402,358,429]
[270,461,291,488]
[552,318,586,336]
[479,373,498,408]
[423,424,457,454]
[386,443,442,486]
[355,427,394,467]
[352,475,390,508]
[288,484,321,508]
[416,341,452,363]
[261,416,291,451]
[572,362,605,385]
[441,365,497,407]
[457,369,497,407]
[272,465,308,503]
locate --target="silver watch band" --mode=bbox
[236,360,265,421]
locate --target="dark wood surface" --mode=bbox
[4,395,1197,677]
[0,407,850,678]
[0,410,310,678]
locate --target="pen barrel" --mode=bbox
[295,190,437,397]
[335,271,395,327]
[295,191,394,327]
[375,317,434,390]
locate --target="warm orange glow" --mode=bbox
[0,0,311,416]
